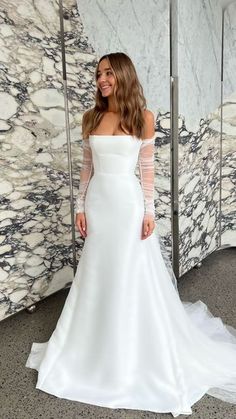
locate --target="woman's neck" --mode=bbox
[107,96,119,113]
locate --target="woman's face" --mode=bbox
[96,58,116,97]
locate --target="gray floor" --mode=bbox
[0,247,236,419]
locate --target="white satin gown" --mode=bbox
[26,134,236,417]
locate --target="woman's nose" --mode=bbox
[99,74,107,83]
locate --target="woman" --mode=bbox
[26,52,236,417]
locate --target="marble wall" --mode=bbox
[221,2,236,246]
[0,0,172,321]
[1,0,235,320]
[178,0,223,275]
[76,0,236,278]
[0,0,75,321]
[178,0,236,275]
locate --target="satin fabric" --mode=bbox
[26,135,236,417]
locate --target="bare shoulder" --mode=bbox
[143,109,155,122]
[142,109,155,139]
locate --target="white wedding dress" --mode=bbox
[26,134,236,417]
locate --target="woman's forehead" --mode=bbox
[98,58,110,71]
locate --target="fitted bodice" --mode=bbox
[75,133,155,216]
[89,135,142,175]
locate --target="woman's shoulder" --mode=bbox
[142,109,155,139]
[143,109,155,122]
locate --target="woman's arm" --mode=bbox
[138,110,155,219]
[74,138,94,214]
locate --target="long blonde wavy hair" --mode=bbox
[82,52,147,140]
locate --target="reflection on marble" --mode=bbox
[0,0,75,321]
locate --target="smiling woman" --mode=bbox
[96,60,117,94]
[25,52,236,418]
[82,53,149,139]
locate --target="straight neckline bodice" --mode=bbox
[89,134,133,137]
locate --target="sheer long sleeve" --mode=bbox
[138,134,155,218]
[75,138,93,214]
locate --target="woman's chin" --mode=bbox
[100,89,114,97]
[101,92,111,97]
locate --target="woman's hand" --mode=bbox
[75,212,87,238]
[141,214,155,240]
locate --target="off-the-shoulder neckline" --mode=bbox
[89,134,132,137]
[89,134,155,140]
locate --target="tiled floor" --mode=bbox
[0,248,236,419]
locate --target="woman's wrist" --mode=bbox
[144,212,155,219]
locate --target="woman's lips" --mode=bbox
[101,85,111,91]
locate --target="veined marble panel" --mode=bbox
[152,113,172,257]
[179,113,221,276]
[221,3,236,246]
[179,94,236,273]
[0,0,74,321]
[178,0,223,275]
[178,0,222,132]
[210,94,236,246]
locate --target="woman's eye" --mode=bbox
[96,71,113,79]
